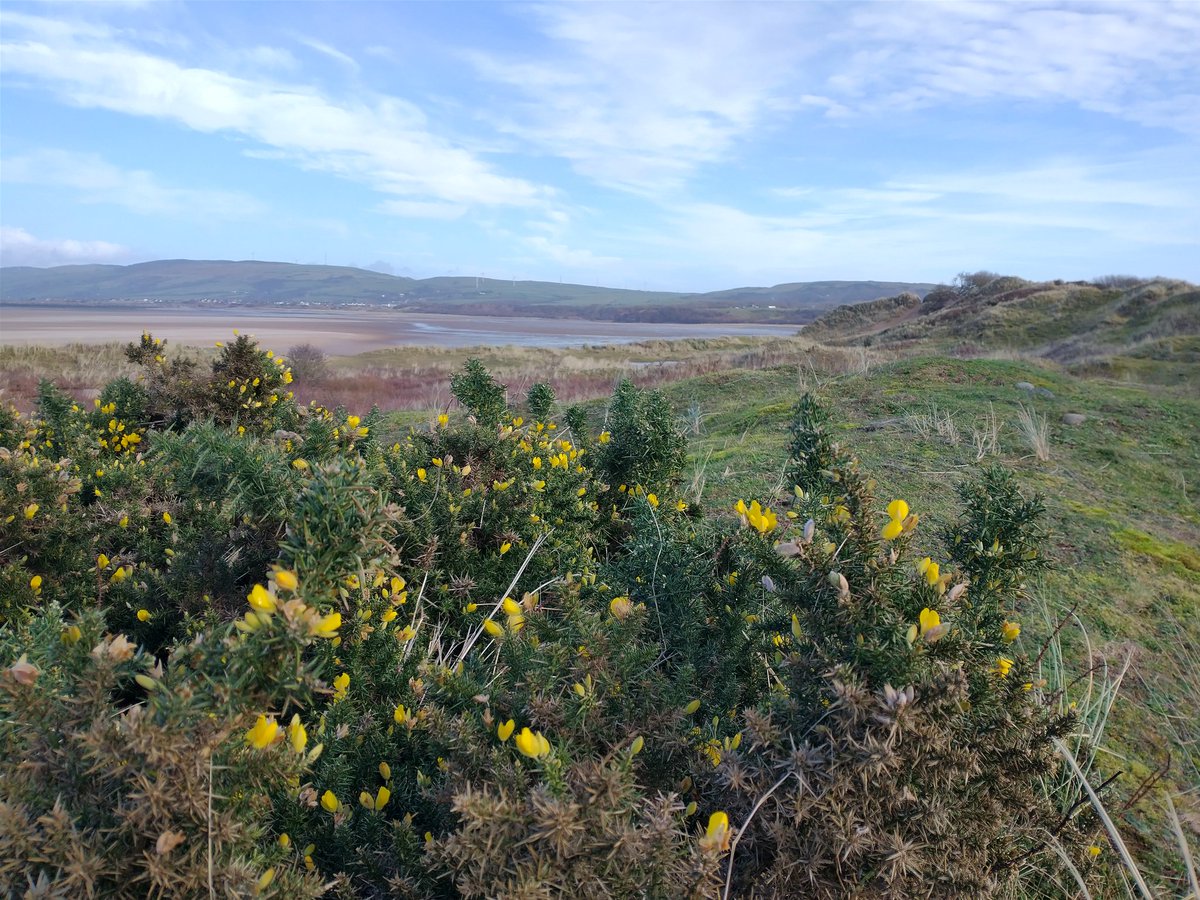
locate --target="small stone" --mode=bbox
[1035,387,1055,399]
[1015,381,1035,391]
[1062,413,1086,426]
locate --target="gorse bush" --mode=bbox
[1,334,1104,897]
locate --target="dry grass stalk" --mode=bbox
[1016,403,1051,461]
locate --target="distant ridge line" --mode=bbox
[0,259,937,325]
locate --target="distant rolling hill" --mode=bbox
[0,259,935,324]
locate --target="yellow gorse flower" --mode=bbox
[136,608,151,622]
[320,790,339,813]
[514,727,551,759]
[1002,621,1021,642]
[919,607,941,635]
[248,584,276,614]
[245,714,279,749]
[703,811,732,851]
[288,714,307,753]
[23,503,38,520]
[887,499,909,522]
[394,704,409,725]
[311,611,341,639]
[738,500,777,535]
[995,656,1014,677]
[497,719,515,741]
[609,596,633,620]
[332,672,350,701]
[275,569,298,591]
[482,619,505,638]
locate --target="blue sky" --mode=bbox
[1,1,1197,291]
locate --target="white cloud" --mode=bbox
[290,34,360,73]
[2,149,266,218]
[0,11,550,211]
[889,160,1194,212]
[832,1,1200,133]
[468,3,815,192]
[0,225,130,267]
[655,152,1200,282]
[521,235,621,269]
[242,45,298,71]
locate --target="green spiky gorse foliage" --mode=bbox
[1,335,1099,898]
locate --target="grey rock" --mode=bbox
[1035,387,1055,399]
[1015,381,1035,391]
[1062,413,1086,426]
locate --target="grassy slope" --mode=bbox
[801,277,1200,390]
[652,355,1199,885]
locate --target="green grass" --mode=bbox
[649,354,1199,890]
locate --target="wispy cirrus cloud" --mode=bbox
[653,151,1200,284]
[468,0,1200,199]
[466,2,818,192]
[0,10,551,215]
[830,1,1200,133]
[2,149,266,219]
[290,33,360,73]
[0,225,131,267]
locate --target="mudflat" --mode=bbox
[0,305,798,354]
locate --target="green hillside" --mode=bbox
[0,259,934,324]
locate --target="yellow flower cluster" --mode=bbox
[245,714,279,749]
[882,498,916,541]
[234,575,345,643]
[735,499,777,535]
[908,607,949,645]
[513,726,552,759]
[916,556,951,595]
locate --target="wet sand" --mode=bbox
[0,305,798,355]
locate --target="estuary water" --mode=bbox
[0,305,799,355]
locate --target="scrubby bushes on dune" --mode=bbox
[2,333,1102,897]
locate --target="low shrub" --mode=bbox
[0,337,1102,897]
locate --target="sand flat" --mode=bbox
[0,305,798,354]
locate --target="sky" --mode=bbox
[1,1,1198,292]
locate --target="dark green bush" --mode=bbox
[0,340,1101,898]
[450,359,507,428]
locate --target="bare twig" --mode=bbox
[722,771,795,900]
